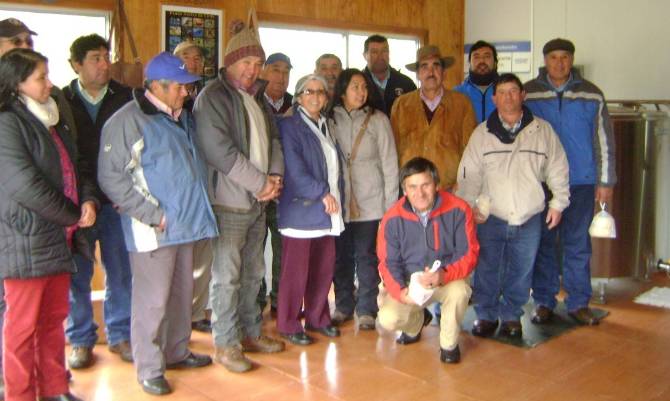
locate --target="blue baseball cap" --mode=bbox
[145,52,200,84]
[265,52,292,69]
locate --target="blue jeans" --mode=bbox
[473,213,542,322]
[334,220,380,317]
[532,185,595,312]
[66,204,132,347]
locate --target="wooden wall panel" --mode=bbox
[7,0,465,86]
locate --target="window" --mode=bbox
[0,5,110,88]
[259,24,420,95]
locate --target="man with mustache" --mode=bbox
[455,40,498,123]
[391,45,476,192]
[314,53,342,98]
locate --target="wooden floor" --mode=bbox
[68,273,670,401]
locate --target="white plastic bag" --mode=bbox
[408,260,442,306]
[589,202,617,238]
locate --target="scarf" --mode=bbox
[21,94,59,129]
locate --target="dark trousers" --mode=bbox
[3,273,70,401]
[334,220,380,317]
[129,244,194,381]
[258,202,282,310]
[277,236,335,334]
[532,185,595,311]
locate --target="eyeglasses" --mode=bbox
[302,88,327,97]
[0,35,34,48]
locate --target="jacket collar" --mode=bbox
[65,78,123,101]
[486,105,535,144]
[218,67,269,99]
[536,66,583,90]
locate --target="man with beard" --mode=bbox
[455,40,498,123]
[314,53,342,98]
[391,45,476,192]
[363,34,416,117]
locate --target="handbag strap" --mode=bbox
[118,0,139,61]
[346,110,373,219]
[349,110,373,163]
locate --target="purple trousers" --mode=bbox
[277,235,335,334]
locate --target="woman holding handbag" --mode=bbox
[328,69,399,330]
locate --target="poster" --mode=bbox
[161,5,223,78]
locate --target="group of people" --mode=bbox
[0,10,615,401]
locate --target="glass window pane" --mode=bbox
[0,8,108,88]
[259,26,346,96]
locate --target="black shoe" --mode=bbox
[471,319,499,337]
[569,307,600,326]
[499,321,523,338]
[531,305,554,324]
[140,376,172,395]
[166,352,212,369]
[396,309,432,345]
[280,332,314,345]
[38,393,83,401]
[440,345,461,364]
[305,324,340,337]
[191,319,212,333]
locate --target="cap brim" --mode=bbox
[148,70,201,84]
[405,56,455,72]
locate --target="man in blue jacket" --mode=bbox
[454,40,498,124]
[524,38,616,326]
[98,52,218,395]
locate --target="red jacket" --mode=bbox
[377,190,479,301]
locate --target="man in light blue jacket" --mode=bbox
[98,52,218,396]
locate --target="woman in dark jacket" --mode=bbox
[0,48,96,401]
[276,74,344,345]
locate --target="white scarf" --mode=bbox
[21,94,59,129]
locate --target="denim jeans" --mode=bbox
[333,220,380,317]
[473,213,542,322]
[532,185,595,312]
[210,204,266,347]
[66,204,132,347]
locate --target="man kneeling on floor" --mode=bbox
[377,157,479,363]
[98,52,218,395]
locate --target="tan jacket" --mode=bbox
[390,89,476,190]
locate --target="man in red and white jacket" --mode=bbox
[377,157,479,364]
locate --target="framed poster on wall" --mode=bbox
[160,5,223,79]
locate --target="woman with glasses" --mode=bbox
[328,69,398,330]
[0,48,96,401]
[275,74,344,345]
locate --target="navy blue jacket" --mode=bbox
[277,107,344,231]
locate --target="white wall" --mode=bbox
[465,0,670,100]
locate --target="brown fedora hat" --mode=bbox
[405,45,455,72]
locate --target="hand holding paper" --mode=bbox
[408,260,442,307]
